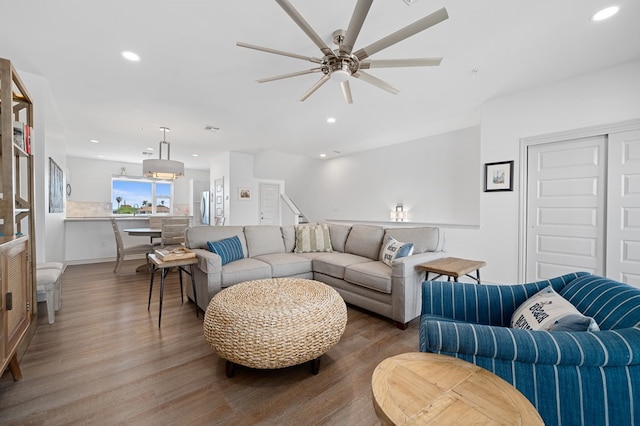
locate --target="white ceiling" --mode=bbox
[1,0,639,171]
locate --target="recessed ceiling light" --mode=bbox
[320,153,327,158]
[591,6,619,21]
[327,117,336,124]
[121,51,140,61]
[90,139,99,143]
[146,147,155,151]
[97,154,105,158]
[192,154,199,157]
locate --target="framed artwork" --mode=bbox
[49,157,64,212]
[238,187,252,200]
[484,160,514,192]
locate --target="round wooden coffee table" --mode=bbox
[203,278,347,377]
[371,352,543,425]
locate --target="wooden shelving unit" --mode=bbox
[0,57,36,379]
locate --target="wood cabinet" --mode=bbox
[0,237,30,378]
[0,57,36,379]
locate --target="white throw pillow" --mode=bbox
[511,286,600,332]
[380,235,414,267]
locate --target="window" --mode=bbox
[111,176,173,215]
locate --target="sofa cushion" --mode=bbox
[186,225,247,253]
[511,286,600,332]
[379,235,414,266]
[294,224,333,253]
[221,258,272,287]
[313,253,372,279]
[254,253,312,277]
[344,261,392,294]
[207,236,244,265]
[323,222,352,253]
[384,227,443,254]
[344,224,384,260]
[244,225,285,257]
[559,274,640,330]
[281,225,296,252]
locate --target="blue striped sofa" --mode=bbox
[419,272,640,426]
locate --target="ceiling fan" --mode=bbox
[237,0,449,104]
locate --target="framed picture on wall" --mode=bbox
[238,187,252,200]
[484,160,514,192]
[49,157,64,212]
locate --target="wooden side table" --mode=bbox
[417,257,486,283]
[148,254,198,327]
[371,352,543,425]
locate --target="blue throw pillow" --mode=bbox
[207,235,244,265]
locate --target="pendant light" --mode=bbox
[142,127,184,179]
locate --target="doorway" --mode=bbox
[259,182,280,225]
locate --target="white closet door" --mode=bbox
[526,136,606,281]
[606,129,640,287]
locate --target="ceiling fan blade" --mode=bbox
[275,0,335,57]
[360,57,442,69]
[354,7,448,61]
[340,81,354,104]
[257,68,323,83]
[340,0,374,56]
[353,71,400,95]
[237,42,323,64]
[299,74,331,101]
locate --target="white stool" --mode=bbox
[36,266,62,324]
[37,262,63,310]
[38,262,64,272]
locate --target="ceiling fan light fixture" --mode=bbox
[331,69,350,82]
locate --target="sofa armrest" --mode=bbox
[387,252,447,325]
[420,272,592,327]
[391,251,446,277]
[192,248,222,274]
[420,319,640,367]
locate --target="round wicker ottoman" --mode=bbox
[203,278,347,377]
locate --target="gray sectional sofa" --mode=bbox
[184,223,446,327]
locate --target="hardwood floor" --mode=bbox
[0,261,421,425]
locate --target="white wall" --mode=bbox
[254,126,481,225]
[66,156,209,207]
[21,71,67,264]
[471,59,640,283]
[228,152,259,225]
[253,60,640,284]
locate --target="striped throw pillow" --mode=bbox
[207,235,244,265]
[294,224,333,253]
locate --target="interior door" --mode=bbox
[606,129,640,286]
[259,183,280,225]
[526,136,606,281]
